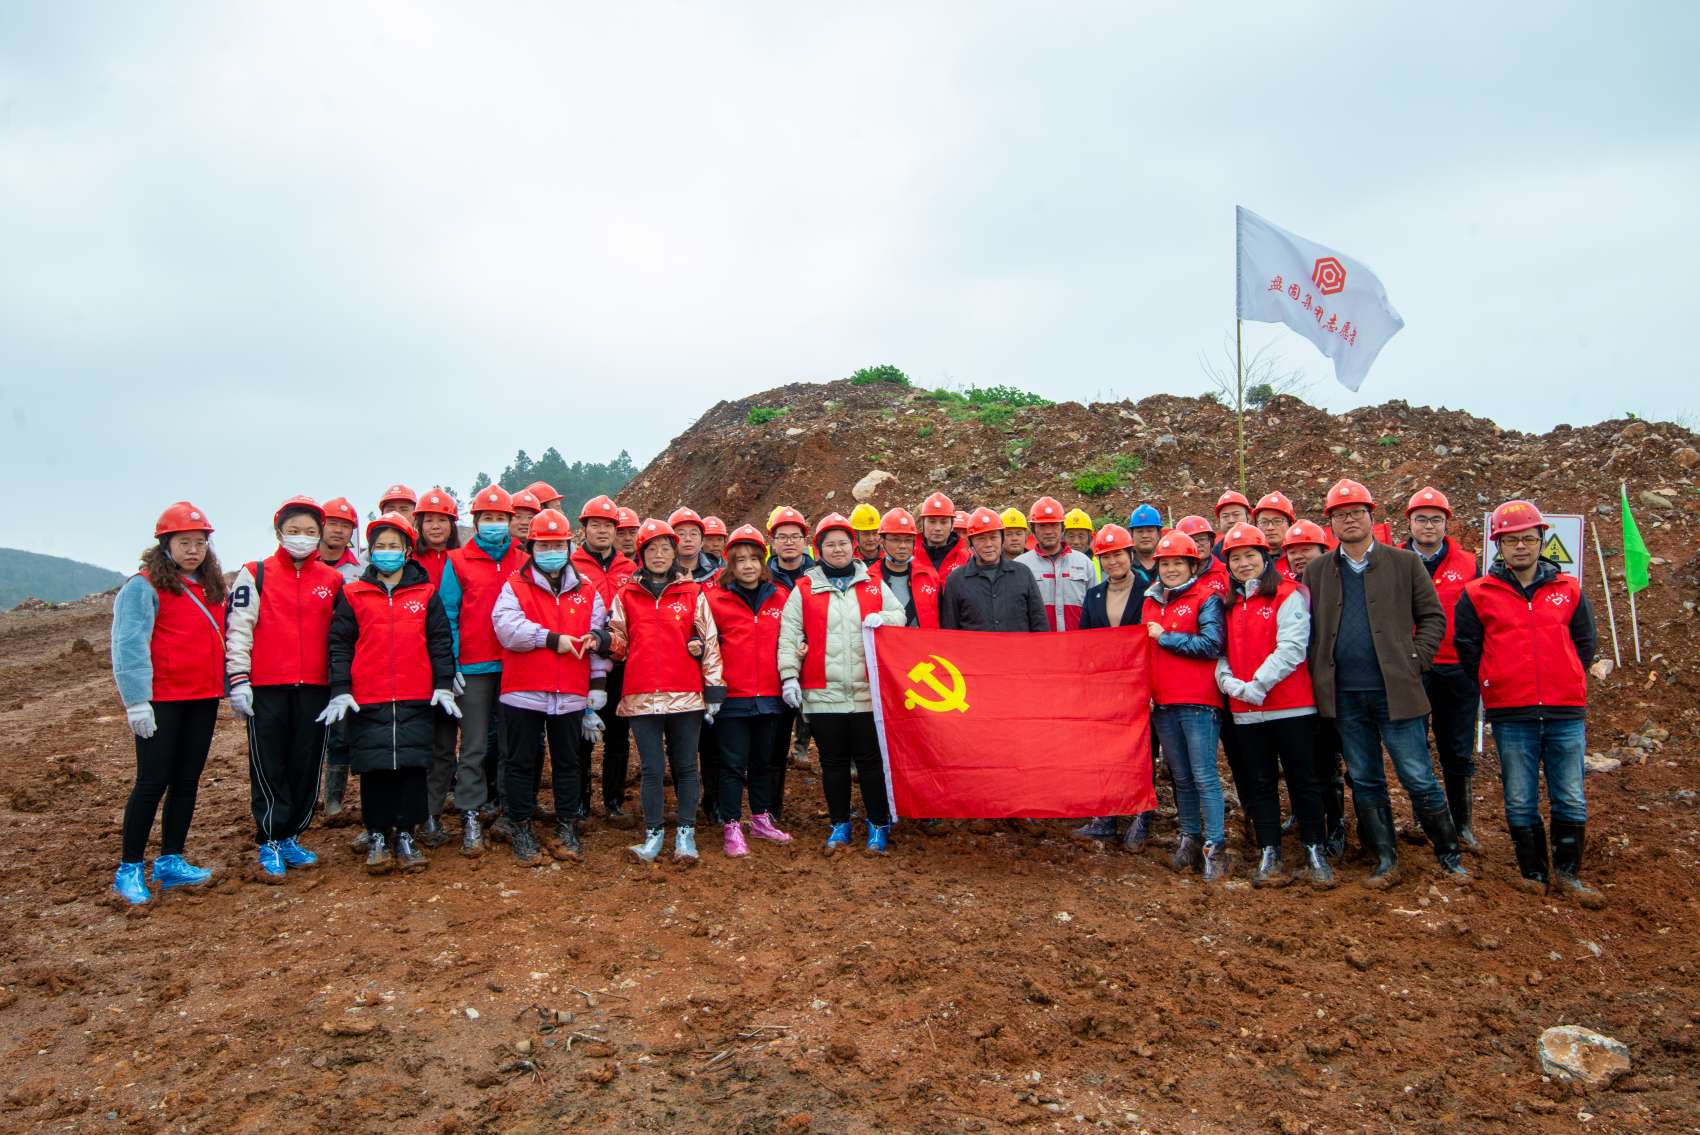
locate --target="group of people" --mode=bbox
[109,473,1604,909]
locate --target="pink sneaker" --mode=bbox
[723,821,749,858]
[748,812,792,843]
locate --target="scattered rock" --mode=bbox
[1638,490,1674,510]
[1536,1026,1631,1088]
[851,469,898,504]
[1673,446,1700,469]
[1433,444,1449,457]
[1343,948,1373,972]
[785,427,806,438]
[321,1018,378,1036]
[1584,752,1622,774]
[1155,435,1177,448]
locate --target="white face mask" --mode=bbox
[281,534,320,560]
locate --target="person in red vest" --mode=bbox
[1401,486,1482,851]
[669,506,722,582]
[1215,490,1252,531]
[414,489,461,586]
[318,496,364,583]
[523,480,564,513]
[224,495,345,878]
[573,494,638,827]
[109,502,228,905]
[446,485,526,857]
[321,514,459,875]
[1254,491,1295,554]
[1174,515,1230,600]
[1280,519,1347,857]
[607,518,726,866]
[917,492,970,582]
[1017,495,1095,631]
[778,513,905,854]
[491,508,608,866]
[378,484,418,523]
[613,506,641,562]
[410,488,464,848]
[510,489,544,544]
[703,525,794,856]
[1453,500,1602,906]
[867,507,941,628]
[764,505,815,797]
[701,515,730,562]
[1214,524,1334,889]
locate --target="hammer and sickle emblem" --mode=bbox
[903,654,969,713]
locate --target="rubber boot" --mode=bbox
[1399,810,1429,846]
[1417,805,1469,878]
[149,854,212,891]
[1508,824,1549,895]
[510,823,542,866]
[1169,833,1203,874]
[866,823,891,855]
[629,827,665,864]
[364,830,393,875]
[417,815,450,848]
[1324,781,1347,860]
[1359,800,1400,889]
[1121,811,1152,853]
[488,814,517,845]
[1550,820,1605,909]
[748,813,792,843]
[673,825,699,867]
[460,811,486,858]
[825,822,853,854]
[1252,846,1290,888]
[113,862,151,905]
[723,821,749,858]
[322,765,348,816]
[257,841,287,878]
[395,829,427,872]
[1201,841,1230,883]
[604,804,637,830]
[1445,770,1478,851]
[551,820,584,861]
[1071,816,1117,842]
[1302,844,1336,890]
[277,836,318,868]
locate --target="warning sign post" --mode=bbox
[1481,512,1585,584]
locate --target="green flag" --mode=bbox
[1621,484,1651,594]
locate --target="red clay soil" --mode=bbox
[2,388,1699,1134]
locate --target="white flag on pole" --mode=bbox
[1235,206,1404,392]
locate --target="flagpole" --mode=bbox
[1235,318,1246,492]
[1589,518,1623,668]
[1621,482,1644,663]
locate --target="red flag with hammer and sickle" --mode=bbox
[864,625,1155,820]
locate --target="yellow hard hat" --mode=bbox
[1000,507,1029,530]
[849,502,882,532]
[1063,508,1095,533]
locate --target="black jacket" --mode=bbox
[940,557,1047,632]
[769,553,816,591]
[1079,579,1143,629]
[1452,558,1597,722]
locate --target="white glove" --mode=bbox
[702,703,719,726]
[228,682,255,718]
[1217,676,1247,700]
[1239,681,1268,707]
[316,693,360,725]
[452,671,466,695]
[862,612,886,629]
[581,710,605,742]
[430,689,462,718]
[126,703,157,739]
[782,677,803,709]
[588,688,608,711]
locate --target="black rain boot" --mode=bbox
[1508,824,1549,895]
[1325,780,1347,860]
[1417,805,1468,878]
[322,765,349,816]
[1550,820,1605,909]
[1359,800,1400,889]
[417,814,450,848]
[1445,770,1478,851]
[1169,833,1203,874]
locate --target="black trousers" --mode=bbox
[1424,664,1478,781]
[503,706,583,825]
[1313,714,1345,828]
[714,713,781,822]
[248,685,330,844]
[633,712,702,829]
[1233,715,1326,846]
[767,706,798,820]
[361,767,428,833]
[810,711,890,826]
[600,666,632,810]
[698,720,722,821]
[122,698,218,862]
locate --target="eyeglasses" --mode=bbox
[773,532,805,542]
[173,539,210,552]
[1408,515,1447,526]
[1498,533,1542,548]
[1331,508,1371,521]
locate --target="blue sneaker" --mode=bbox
[257,841,287,877]
[866,823,891,855]
[149,854,212,891]
[825,822,853,853]
[277,837,318,868]
[113,862,150,905]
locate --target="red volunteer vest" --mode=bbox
[703,585,785,698]
[1141,591,1221,707]
[1198,562,1232,601]
[246,549,341,686]
[416,547,450,589]
[143,573,226,701]
[924,540,971,584]
[1276,558,1298,584]
[1408,540,1478,665]
[618,578,705,696]
[795,575,884,689]
[1224,580,1315,715]
[867,558,941,628]
[448,541,526,665]
[500,569,596,696]
[344,578,437,704]
[1462,573,1587,710]
[572,547,637,608]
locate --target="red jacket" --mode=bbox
[572,546,637,608]
[146,574,226,701]
[867,557,941,628]
[922,538,971,584]
[1460,572,1587,711]
[500,569,596,696]
[343,577,438,704]
[448,541,525,665]
[618,577,705,696]
[1141,591,1221,707]
[1224,580,1315,715]
[1406,539,1477,665]
[703,584,785,698]
[240,549,342,686]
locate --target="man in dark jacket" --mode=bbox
[1303,478,1459,886]
[940,508,1047,632]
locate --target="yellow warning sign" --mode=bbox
[1542,532,1573,565]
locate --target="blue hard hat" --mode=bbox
[1127,503,1162,529]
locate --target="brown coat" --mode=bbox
[1302,543,1445,720]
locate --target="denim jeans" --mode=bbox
[1152,705,1224,844]
[1335,688,1447,814]
[1491,718,1586,827]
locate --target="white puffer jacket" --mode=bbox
[777,562,905,713]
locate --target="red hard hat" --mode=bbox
[1221,522,1270,553]
[879,507,918,536]
[322,497,358,526]
[1174,515,1214,538]
[725,524,767,555]
[668,507,704,531]
[1325,478,1376,513]
[964,506,1005,538]
[470,485,515,516]
[813,512,854,545]
[1489,500,1547,540]
[614,506,641,530]
[1254,491,1295,522]
[511,489,542,514]
[366,512,418,549]
[767,505,808,535]
[523,480,562,507]
[1215,490,1252,516]
[528,509,573,542]
[1091,523,1134,556]
[1028,495,1066,524]
[1153,530,1203,561]
[154,501,214,537]
[952,510,970,533]
[1406,486,1452,517]
[580,494,620,524]
[701,515,729,538]
[378,483,417,508]
[272,494,326,529]
[1282,519,1329,550]
[634,518,677,554]
[918,492,956,519]
[415,488,459,519]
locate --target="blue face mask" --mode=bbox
[534,549,569,573]
[370,549,407,574]
[476,523,510,550]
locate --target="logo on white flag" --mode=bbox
[1312,257,1346,295]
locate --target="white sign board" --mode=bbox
[1480,512,1584,584]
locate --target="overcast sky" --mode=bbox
[4,3,1696,572]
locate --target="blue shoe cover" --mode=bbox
[866,824,891,854]
[257,841,288,877]
[113,862,150,905]
[826,822,853,850]
[149,854,212,890]
[277,837,318,867]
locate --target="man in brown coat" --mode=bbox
[1304,478,1464,887]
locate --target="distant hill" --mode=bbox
[0,548,126,608]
